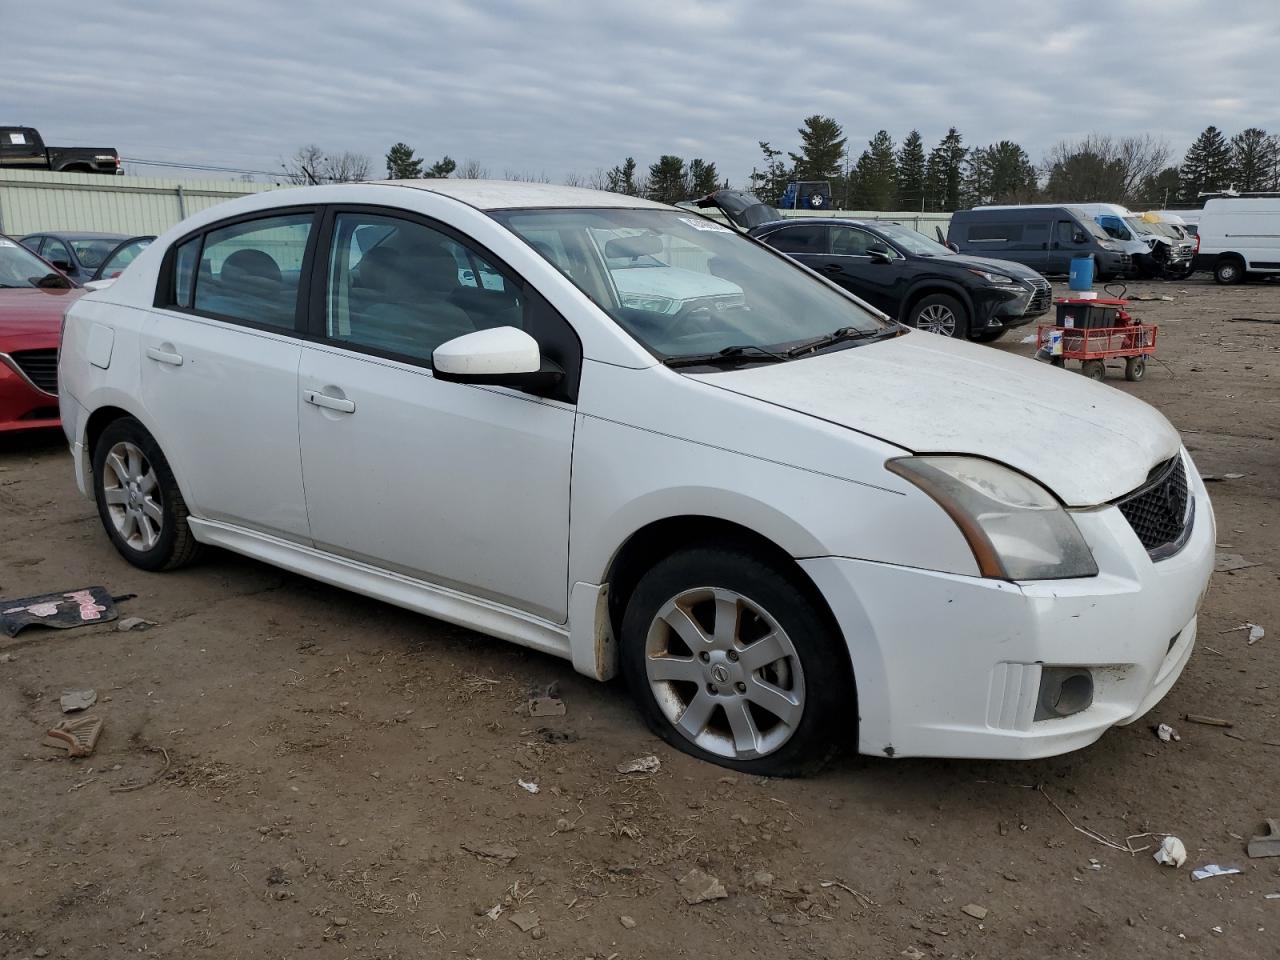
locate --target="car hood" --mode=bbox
[0,286,82,344]
[928,254,1044,281]
[690,331,1180,506]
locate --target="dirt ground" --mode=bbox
[1,277,1277,960]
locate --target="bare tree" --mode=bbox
[322,151,372,183]
[562,171,584,187]
[1042,133,1169,205]
[457,158,490,179]
[503,169,552,183]
[282,144,326,184]
[282,145,372,184]
[586,167,610,191]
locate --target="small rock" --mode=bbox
[508,910,540,932]
[678,867,728,904]
[517,778,539,794]
[531,926,546,940]
[528,696,566,717]
[555,817,575,832]
[902,949,926,960]
[117,616,156,632]
[962,904,988,920]
[748,870,775,891]
[1003,872,1019,882]
[616,755,660,775]
[619,915,637,929]
[332,916,349,927]
[34,950,49,958]
[267,866,289,885]
[60,689,97,713]
[0,652,14,663]
[337,838,348,847]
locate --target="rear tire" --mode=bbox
[1124,357,1146,382]
[908,293,969,339]
[619,545,853,777]
[92,417,203,571]
[1214,258,1244,285]
[1081,359,1106,381]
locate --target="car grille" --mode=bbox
[8,348,58,395]
[1113,456,1192,559]
[1025,277,1052,315]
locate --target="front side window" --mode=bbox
[98,238,152,279]
[69,237,119,270]
[192,214,312,329]
[831,226,878,256]
[0,236,74,289]
[325,213,520,362]
[766,225,829,254]
[492,208,887,360]
[968,223,1018,242]
[41,238,73,268]
[870,223,955,257]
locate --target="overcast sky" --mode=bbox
[5,0,1278,185]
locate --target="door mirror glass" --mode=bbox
[433,326,564,392]
[1073,231,1088,244]
[867,244,893,263]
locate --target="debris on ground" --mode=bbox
[1184,714,1233,728]
[1154,836,1187,868]
[507,910,540,933]
[1248,820,1280,859]
[616,755,661,775]
[1228,316,1280,324]
[1216,553,1262,573]
[961,903,988,920]
[116,616,156,632]
[0,586,118,637]
[1130,293,1175,301]
[527,695,566,717]
[1224,622,1266,645]
[748,871,775,891]
[901,948,926,959]
[678,867,728,904]
[484,903,503,920]
[460,841,518,865]
[42,716,103,758]
[517,778,540,794]
[1154,723,1181,742]
[60,688,97,713]
[1192,864,1242,881]
[0,652,14,663]
[619,915,637,929]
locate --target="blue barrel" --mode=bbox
[1069,256,1095,291]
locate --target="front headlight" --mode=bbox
[620,293,678,314]
[967,268,1016,284]
[887,456,1098,580]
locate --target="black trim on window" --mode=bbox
[306,203,583,404]
[151,205,320,336]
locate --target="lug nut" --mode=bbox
[727,650,739,662]
[706,683,717,694]
[699,651,711,662]
[735,682,746,693]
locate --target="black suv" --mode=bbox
[698,191,1051,342]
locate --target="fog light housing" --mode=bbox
[1035,667,1094,720]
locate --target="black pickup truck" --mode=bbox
[1,126,121,175]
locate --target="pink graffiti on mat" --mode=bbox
[65,590,108,621]
[3,601,61,617]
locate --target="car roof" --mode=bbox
[375,179,668,211]
[23,231,128,240]
[757,217,873,228]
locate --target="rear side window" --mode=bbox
[967,223,1021,242]
[192,214,312,329]
[767,225,829,253]
[170,239,199,306]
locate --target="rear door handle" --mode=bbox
[303,390,356,414]
[819,263,842,273]
[145,346,183,366]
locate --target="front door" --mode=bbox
[297,210,577,622]
[822,225,911,315]
[1049,219,1088,273]
[140,210,315,542]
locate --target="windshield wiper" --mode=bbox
[785,326,897,358]
[663,344,787,369]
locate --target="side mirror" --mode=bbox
[1072,231,1088,244]
[432,326,564,393]
[867,244,893,263]
[50,259,73,271]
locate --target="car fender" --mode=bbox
[899,277,975,323]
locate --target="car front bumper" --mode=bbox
[0,353,60,433]
[800,469,1215,760]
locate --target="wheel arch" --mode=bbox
[898,280,974,326]
[56,162,94,174]
[81,400,197,512]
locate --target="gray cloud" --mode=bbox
[5,0,1278,184]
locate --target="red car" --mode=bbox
[0,236,82,432]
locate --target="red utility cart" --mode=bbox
[1037,296,1157,382]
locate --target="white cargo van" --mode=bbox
[1194,198,1280,283]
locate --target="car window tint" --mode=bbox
[70,238,117,269]
[830,227,877,256]
[171,238,199,307]
[326,213,523,362]
[967,223,1020,242]
[1056,221,1080,244]
[20,237,42,254]
[100,238,151,278]
[767,225,828,254]
[1023,222,1048,241]
[193,214,311,329]
[42,238,73,267]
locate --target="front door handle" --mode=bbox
[303,390,356,414]
[819,263,841,273]
[145,346,183,366]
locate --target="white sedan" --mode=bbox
[58,181,1214,775]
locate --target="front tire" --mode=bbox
[908,293,968,338]
[1214,258,1244,285]
[92,417,202,571]
[619,546,853,776]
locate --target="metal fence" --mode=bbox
[0,169,284,236]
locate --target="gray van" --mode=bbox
[947,206,1131,280]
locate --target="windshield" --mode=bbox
[491,208,888,360]
[0,237,74,289]
[1066,210,1113,241]
[1124,217,1158,238]
[873,222,954,257]
[69,237,125,269]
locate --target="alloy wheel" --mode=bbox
[101,441,163,552]
[915,303,957,336]
[643,586,805,760]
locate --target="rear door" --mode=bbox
[140,209,317,542]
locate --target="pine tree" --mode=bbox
[606,158,639,195]
[925,128,966,211]
[852,130,897,210]
[647,155,688,203]
[750,142,791,204]
[424,156,456,179]
[687,158,720,196]
[1230,128,1279,192]
[788,116,846,181]
[385,142,423,179]
[1179,126,1232,200]
[963,141,1038,206]
[895,130,926,210]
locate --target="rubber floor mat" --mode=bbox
[43,716,104,758]
[0,586,117,637]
